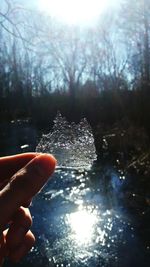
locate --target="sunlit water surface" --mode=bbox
[18,168,145,267]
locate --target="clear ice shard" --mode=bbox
[36,112,97,169]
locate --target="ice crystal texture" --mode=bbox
[36,112,97,169]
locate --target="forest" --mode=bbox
[0,0,150,135]
[0,3,150,266]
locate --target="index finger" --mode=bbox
[0,153,39,181]
[0,154,56,229]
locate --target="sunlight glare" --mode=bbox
[67,208,98,245]
[38,0,112,25]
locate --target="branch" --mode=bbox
[0,1,35,50]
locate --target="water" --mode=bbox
[36,112,97,169]
[22,168,149,267]
[0,120,150,267]
[0,120,37,156]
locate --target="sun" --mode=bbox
[38,0,113,25]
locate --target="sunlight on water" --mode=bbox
[67,207,98,245]
[27,168,139,267]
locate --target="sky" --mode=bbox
[18,0,121,26]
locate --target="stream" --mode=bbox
[0,120,150,267]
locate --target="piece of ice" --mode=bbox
[36,112,97,169]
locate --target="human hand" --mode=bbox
[0,153,56,265]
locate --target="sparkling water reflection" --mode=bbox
[67,206,98,245]
[21,167,145,267]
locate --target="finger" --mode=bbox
[0,232,6,266]
[0,153,39,182]
[22,198,32,208]
[0,154,56,230]
[6,207,32,249]
[8,230,35,263]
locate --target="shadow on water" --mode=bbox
[1,121,150,267]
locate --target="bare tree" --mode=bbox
[120,0,150,88]
[86,16,128,91]
[37,22,88,97]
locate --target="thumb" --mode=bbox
[0,154,56,230]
